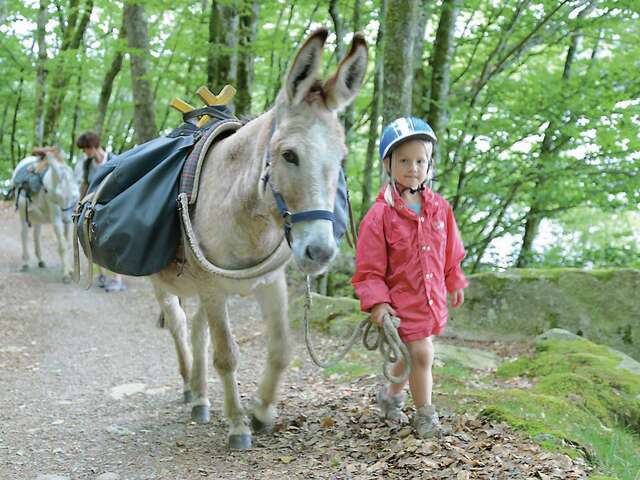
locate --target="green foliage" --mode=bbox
[0,0,638,270]
[535,209,640,269]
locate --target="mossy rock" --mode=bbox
[537,329,640,376]
[448,268,640,361]
[289,292,363,336]
[480,335,640,479]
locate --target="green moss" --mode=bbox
[482,338,640,479]
[548,312,560,329]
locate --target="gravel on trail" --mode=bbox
[0,203,590,479]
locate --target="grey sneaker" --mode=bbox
[96,274,108,288]
[413,404,440,438]
[105,278,126,292]
[376,388,409,424]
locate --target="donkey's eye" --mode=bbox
[282,150,299,166]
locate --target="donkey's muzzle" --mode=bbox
[305,244,335,264]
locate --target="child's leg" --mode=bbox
[405,337,434,408]
[387,337,434,400]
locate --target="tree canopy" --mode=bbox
[1,0,638,271]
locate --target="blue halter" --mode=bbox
[261,120,336,247]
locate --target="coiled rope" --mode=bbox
[302,276,412,384]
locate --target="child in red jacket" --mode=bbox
[352,117,468,438]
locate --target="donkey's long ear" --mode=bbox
[284,28,328,105]
[324,33,368,111]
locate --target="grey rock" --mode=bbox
[536,329,640,375]
[533,433,556,443]
[611,349,640,375]
[447,269,640,361]
[437,343,500,370]
[534,328,586,344]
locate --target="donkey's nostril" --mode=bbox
[305,244,334,263]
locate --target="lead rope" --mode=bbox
[303,275,412,384]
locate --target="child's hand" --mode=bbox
[369,303,396,326]
[450,289,464,308]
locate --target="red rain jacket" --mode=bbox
[352,187,468,342]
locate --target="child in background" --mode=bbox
[352,117,468,438]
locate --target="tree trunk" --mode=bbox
[235,0,259,116]
[271,2,298,104]
[515,6,586,267]
[95,19,126,137]
[11,75,25,168]
[342,0,361,145]
[263,4,288,110]
[382,0,419,126]
[124,2,157,144]
[42,0,94,143]
[34,0,48,145]
[427,0,459,166]
[411,0,432,120]
[69,57,83,164]
[226,3,240,88]
[359,0,386,220]
[0,101,10,154]
[329,0,346,59]
[207,0,229,91]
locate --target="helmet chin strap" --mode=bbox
[408,182,426,194]
[388,156,434,196]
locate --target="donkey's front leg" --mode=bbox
[250,271,291,433]
[51,218,71,283]
[201,293,251,449]
[33,224,45,268]
[189,305,211,423]
[20,220,30,271]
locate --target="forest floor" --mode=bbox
[0,202,592,480]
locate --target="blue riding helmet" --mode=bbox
[379,117,437,160]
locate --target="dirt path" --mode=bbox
[0,202,590,480]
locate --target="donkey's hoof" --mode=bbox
[62,275,71,284]
[20,265,29,272]
[38,261,46,268]
[191,405,210,423]
[250,414,272,434]
[228,433,252,450]
[183,390,193,404]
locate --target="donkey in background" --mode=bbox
[12,147,79,283]
[150,29,368,449]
